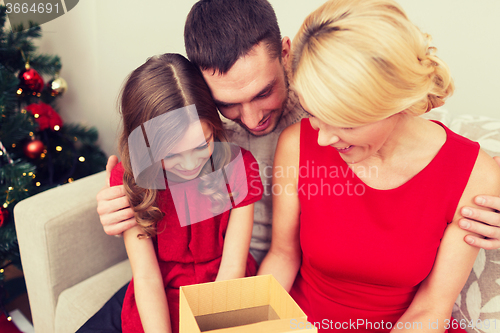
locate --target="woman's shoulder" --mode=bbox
[422,119,478,165]
[274,122,301,171]
[455,150,500,224]
[468,150,500,196]
[279,122,301,147]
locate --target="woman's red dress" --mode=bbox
[290,119,478,332]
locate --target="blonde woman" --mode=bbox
[258,0,500,332]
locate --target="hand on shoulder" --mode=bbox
[458,153,500,249]
[96,155,137,236]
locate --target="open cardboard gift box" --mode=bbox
[180,275,317,332]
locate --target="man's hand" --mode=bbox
[459,156,500,250]
[96,155,137,236]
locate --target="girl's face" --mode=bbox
[299,97,400,165]
[162,121,215,181]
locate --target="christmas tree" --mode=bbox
[0,5,107,317]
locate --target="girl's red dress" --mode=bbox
[110,148,263,333]
[290,119,477,332]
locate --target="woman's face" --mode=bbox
[300,97,400,165]
[162,121,215,180]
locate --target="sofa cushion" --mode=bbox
[452,249,500,333]
[450,115,500,157]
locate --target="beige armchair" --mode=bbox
[14,171,132,333]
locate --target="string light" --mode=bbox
[17,88,22,95]
[54,125,60,131]
[21,109,27,114]
[8,187,13,191]
[0,151,3,156]
[68,178,74,183]
[12,143,16,148]
[3,203,7,208]
[79,156,85,162]
[56,146,62,151]
[29,132,34,136]
[34,114,39,118]
[40,153,46,158]
[22,173,26,176]
[36,182,41,186]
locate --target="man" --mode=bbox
[82,0,500,331]
[100,0,308,264]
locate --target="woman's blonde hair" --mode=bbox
[118,53,231,238]
[291,0,454,126]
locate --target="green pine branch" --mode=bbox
[0,222,20,266]
[0,64,18,112]
[29,54,61,76]
[0,111,37,148]
[63,123,100,146]
[0,6,7,30]
[0,161,36,201]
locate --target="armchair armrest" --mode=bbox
[14,171,128,333]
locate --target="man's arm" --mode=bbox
[96,155,137,235]
[458,156,500,250]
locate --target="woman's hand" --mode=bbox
[458,156,500,250]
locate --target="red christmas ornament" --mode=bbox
[0,208,8,227]
[18,64,44,94]
[26,103,63,131]
[24,139,45,159]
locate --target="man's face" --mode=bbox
[202,40,290,136]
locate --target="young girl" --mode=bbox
[111,53,262,333]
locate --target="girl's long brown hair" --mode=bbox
[118,53,229,238]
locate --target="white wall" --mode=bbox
[5,0,499,156]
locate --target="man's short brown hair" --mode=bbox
[185,0,282,74]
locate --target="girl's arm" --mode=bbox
[257,123,302,291]
[391,150,500,333]
[123,225,171,333]
[216,203,254,281]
